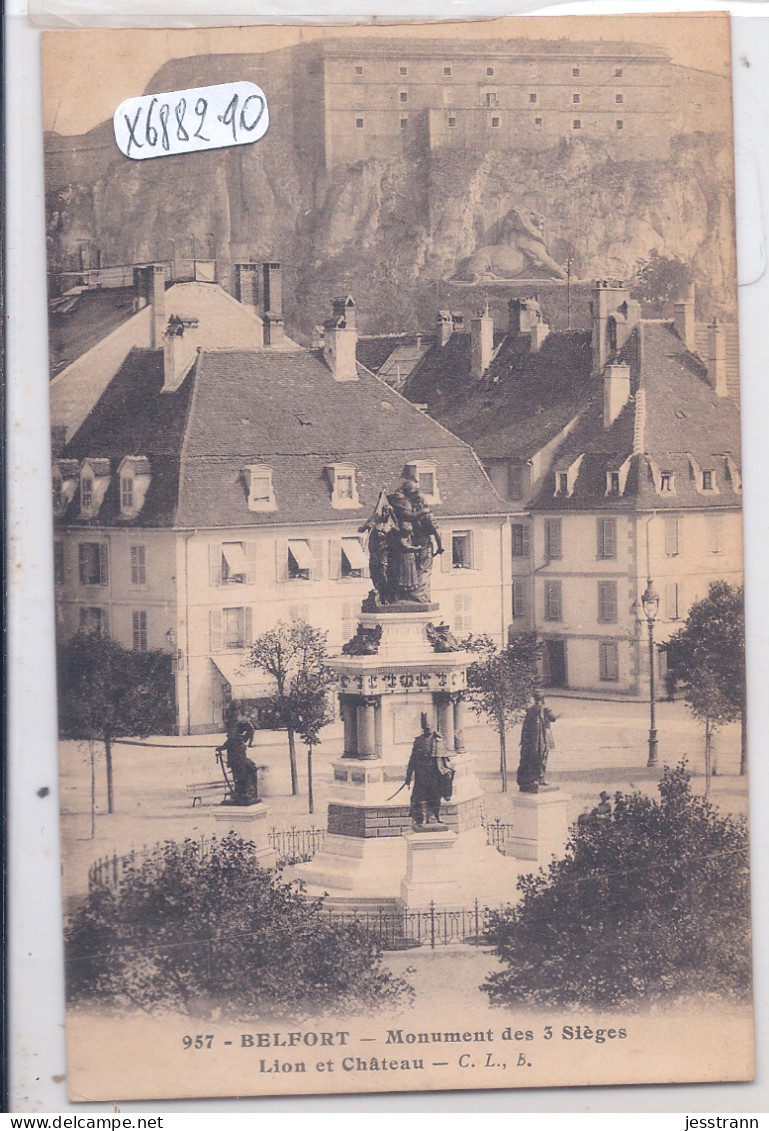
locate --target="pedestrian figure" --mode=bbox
[591,790,612,819]
[405,712,454,829]
[517,690,556,793]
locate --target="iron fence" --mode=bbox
[87,819,513,892]
[267,824,327,864]
[323,899,496,949]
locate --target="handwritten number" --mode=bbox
[145,97,158,147]
[240,94,265,133]
[218,93,239,142]
[175,98,189,142]
[124,107,143,156]
[158,103,171,151]
[194,98,210,141]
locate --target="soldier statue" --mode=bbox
[405,713,455,829]
[516,691,556,793]
[216,703,260,806]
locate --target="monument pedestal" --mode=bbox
[213,802,277,868]
[505,789,571,864]
[400,829,458,909]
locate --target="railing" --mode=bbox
[267,824,327,864]
[87,820,515,892]
[323,900,495,949]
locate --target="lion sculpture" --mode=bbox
[453,206,567,283]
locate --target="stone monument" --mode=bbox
[294,476,518,909]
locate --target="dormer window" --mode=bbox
[404,461,440,504]
[660,471,675,493]
[326,464,361,509]
[556,472,568,496]
[244,465,277,512]
[52,460,79,517]
[606,472,620,496]
[554,455,583,498]
[118,456,151,518]
[702,469,716,492]
[81,477,93,510]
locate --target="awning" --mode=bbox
[211,656,273,699]
[222,541,249,576]
[288,539,313,570]
[341,537,367,571]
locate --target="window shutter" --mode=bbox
[102,607,110,637]
[441,532,453,572]
[78,543,87,585]
[209,544,221,586]
[665,517,679,556]
[244,607,253,647]
[328,539,342,580]
[210,609,222,652]
[522,524,531,557]
[341,600,355,643]
[244,542,257,585]
[311,539,324,581]
[276,539,289,583]
[98,543,109,585]
[360,537,370,578]
[665,583,679,620]
[606,519,617,559]
[473,528,484,570]
[513,579,525,619]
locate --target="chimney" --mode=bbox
[436,310,453,348]
[674,283,696,351]
[133,264,166,347]
[262,262,282,318]
[470,303,494,381]
[162,319,198,393]
[603,363,631,428]
[264,312,285,347]
[707,318,728,397]
[508,296,541,335]
[323,295,358,382]
[591,279,637,374]
[234,263,260,312]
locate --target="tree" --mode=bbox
[462,633,543,792]
[246,620,333,797]
[631,248,694,315]
[57,632,176,814]
[482,764,752,1010]
[665,582,746,789]
[293,667,335,815]
[65,832,412,1017]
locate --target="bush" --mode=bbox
[482,765,752,1010]
[66,833,412,1018]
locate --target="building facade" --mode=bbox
[52,280,512,733]
[401,283,743,695]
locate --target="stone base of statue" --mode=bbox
[213,801,277,868]
[399,828,458,909]
[504,789,572,864]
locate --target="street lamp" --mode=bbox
[641,577,660,768]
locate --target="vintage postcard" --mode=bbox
[43,14,754,1102]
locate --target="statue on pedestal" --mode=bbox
[359,476,443,607]
[516,691,556,793]
[406,713,455,830]
[216,704,260,806]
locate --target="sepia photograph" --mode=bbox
[41,14,754,1102]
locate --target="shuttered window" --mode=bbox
[512,523,530,558]
[545,519,562,561]
[665,583,679,620]
[54,541,65,585]
[453,593,472,635]
[130,545,147,585]
[597,518,617,559]
[544,581,562,621]
[597,580,618,623]
[132,610,148,652]
[665,517,681,556]
[78,542,108,586]
[512,579,526,619]
[599,641,619,682]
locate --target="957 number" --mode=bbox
[182,1034,214,1049]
